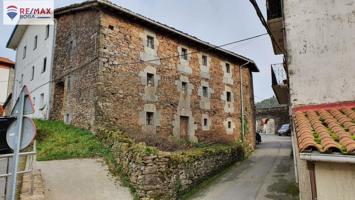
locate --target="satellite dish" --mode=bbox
[6,117,37,150]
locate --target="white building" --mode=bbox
[263,0,355,199]
[7,24,55,119]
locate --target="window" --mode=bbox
[203,118,208,126]
[226,91,232,102]
[42,57,47,73]
[228,121,232,129]
[31,66,35,81]
[147,73,154,86]
[147,35,154,49]
[67,76,71,92]
[65,113,71,124]
[146,112,154,125]
[202,55,208,66]
[20,74,24,86]
[182,82,188,93]
[69,40,73,51]
[23,46,26,59]
[45,25,50,40]
[40,93,44,108]
[181,48,188,60]
[108,25,114,30]
[202,86,208,97]
[225,63,230,73]
[34,35,38,50]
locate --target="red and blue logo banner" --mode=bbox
[3,0,54,25]
[6,5,18,20]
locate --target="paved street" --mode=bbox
[36,159,133,200]
[190,134,298,200]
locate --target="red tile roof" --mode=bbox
[294,103,355,155]
[0,57,15,67]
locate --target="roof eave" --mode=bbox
[300,152,355,164]
[55,0,259,72]
[6,25,28,49]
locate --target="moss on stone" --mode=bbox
[96,128,246,200]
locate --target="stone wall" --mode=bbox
[50,9,100,129]
[256,105,289,131]
[98,130,245,200]
[51,6,256,146]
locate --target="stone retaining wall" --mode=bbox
[98,130,244,200]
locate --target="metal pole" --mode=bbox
[9,90,25,200]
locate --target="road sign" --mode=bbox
[7,85,36,200]
[6,117,36,150]
[11,86,34,116]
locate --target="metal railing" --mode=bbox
[0,142,36,199]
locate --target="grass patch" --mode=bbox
[35,120,139,197]
[35,120,105,161]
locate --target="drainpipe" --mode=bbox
[240,61,250,143]
[307,162,318,200]
[291,119,299,183]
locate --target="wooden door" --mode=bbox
[180,116,189,140]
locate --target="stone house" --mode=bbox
[261,0,355,199]
[50,0,259,145]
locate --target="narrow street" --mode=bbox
[190,134,298,200]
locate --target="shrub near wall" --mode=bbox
[97,129,245,200]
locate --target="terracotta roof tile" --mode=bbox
[293,104,355,155]
[0,57,15,67]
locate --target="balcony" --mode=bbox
[266,0,285,54]
[271,63,289,104]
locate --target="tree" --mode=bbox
[255,96,279,108]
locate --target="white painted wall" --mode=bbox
[12,25,54,119]
[0,66,10,104]
[284,0,355,106]
[315,162,355,200]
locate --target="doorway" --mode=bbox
[180,116,189,140]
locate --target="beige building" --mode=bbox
[49,0,259,147]
[258,0,355,199]
[0,57,15,116]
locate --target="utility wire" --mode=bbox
[249,0,283,53]
[56,32,268,82]
[17,32,269,95]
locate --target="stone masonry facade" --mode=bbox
[50,1,257,146]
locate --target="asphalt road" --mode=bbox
[190,134,298,200]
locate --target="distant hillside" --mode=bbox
[255,96,279,108]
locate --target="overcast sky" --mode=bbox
[0,0,282,102]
